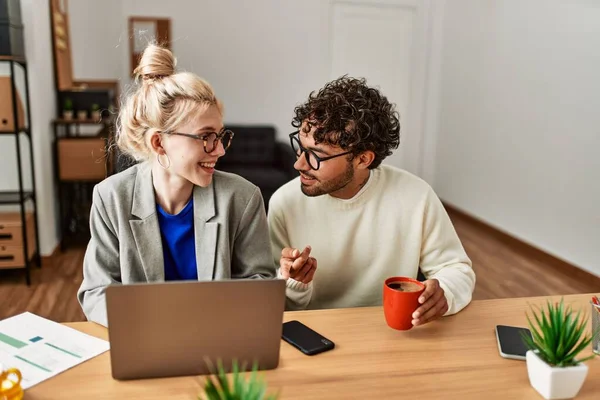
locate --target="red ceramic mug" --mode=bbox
[383,277,425,331]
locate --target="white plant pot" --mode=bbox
[526,350,588,399]
[63,110,73,120]
[91,110,102,121]
[77,110,88,120]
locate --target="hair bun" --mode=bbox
[134,44,176,81]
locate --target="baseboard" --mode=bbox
[41,242,61,268]
[442,202,600,284]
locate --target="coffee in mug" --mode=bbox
[387,281,423,292]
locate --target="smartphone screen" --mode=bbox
[495,325,533,360]
[282,320,335,356]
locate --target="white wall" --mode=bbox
[0,0,59,255]
[435,0,600,276]
[69,0,334,141]
[68,0,122,81]
[117,0,332,141]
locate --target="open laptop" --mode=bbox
[105,279,286,380]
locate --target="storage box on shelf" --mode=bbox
[0,76,24,131]
[0,211,36,269]
[57,137,107,181]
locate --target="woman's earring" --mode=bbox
[157,153,171,169]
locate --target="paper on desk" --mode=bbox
[0,312,109,389]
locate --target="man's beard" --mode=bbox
[300,163,354,197]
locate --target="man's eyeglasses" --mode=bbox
[289,131,352,171]
[164,129,234,153]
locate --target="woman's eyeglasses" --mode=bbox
[164,129,234,153]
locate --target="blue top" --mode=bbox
[156,198,198,281]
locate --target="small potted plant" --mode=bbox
[77,108,88,121]
[91,103,101,121]
[523,298,597,399]
[63,98,73,120]
[198,360,278,400]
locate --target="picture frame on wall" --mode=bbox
[128,17,171,76]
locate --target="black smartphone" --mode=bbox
[495,325,533,360]
[282,320,335,356]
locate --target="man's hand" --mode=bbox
[279,246,317,284]
[412,279,448,326]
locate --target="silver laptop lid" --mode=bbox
[105,279,286,380]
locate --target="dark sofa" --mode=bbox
[219,125,297,209]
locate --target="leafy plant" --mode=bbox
[91,103,100,111]
[64,98,73,111]
[522,298,598,367]
[198,360,278,400]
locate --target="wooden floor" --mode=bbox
[1,209,599,323]
[0,247,87,323]
[447,208,600,300]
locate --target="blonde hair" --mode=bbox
[116,44,222,160]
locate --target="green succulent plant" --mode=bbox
[522,298,598,367]
[198,360,278,400]
[64,98,73,111]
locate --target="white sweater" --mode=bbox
[268,165,476,315]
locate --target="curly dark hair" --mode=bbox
[292,76,400,169]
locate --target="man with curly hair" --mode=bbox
[267,76,476,326]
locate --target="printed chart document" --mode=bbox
[0,312,109,389]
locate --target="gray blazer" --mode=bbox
[77,162,276,326]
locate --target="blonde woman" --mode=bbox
[77,44,275,326]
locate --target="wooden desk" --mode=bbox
[26,294,599,399]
